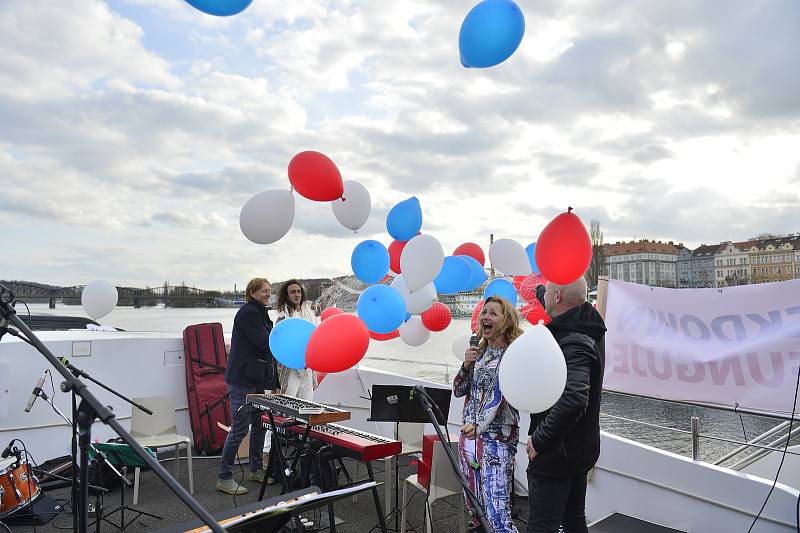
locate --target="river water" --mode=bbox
[22,303,782,464]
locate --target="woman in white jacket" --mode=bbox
[274,279,318,400]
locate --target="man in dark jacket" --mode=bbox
[216,277,278,495]
[526,277,606,533]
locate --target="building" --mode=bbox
[714,241,751,287]
[676,247,692,288]
[747,235,800,284]
[603,240,680,287]
[677,244,719,288]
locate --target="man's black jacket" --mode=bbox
[225,300,278,390]
[528,301,606,478]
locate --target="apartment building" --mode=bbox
[604,240,680,287]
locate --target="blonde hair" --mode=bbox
[245,278,271,303]
[477,296,523,350]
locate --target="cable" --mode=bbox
[14,299,32,327]
[0,521,11,533]
[746,361,800,533]
[734,403,748,443]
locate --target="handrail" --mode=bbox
[713,421,791,465]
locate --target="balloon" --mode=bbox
[356,284,407,334]
[535,208,592,285]
[386,197,422,241]
[483,278,518,307]
[499,324,566,413]
[399,316,430,347]
[459,0,525,68]
[470,299,485,333]
[321,307,345,321]
[239,189,295,244]
[453,242,485,266]
[306,314,369,373]
[462,256,488,290]
[421,302,452,332]
[332,180,371,231]
[184,0,252,16]
[434,256,472,294]
[520,302,550,326]
[351,240,390,284]
[81,280,118,320]
[525,242,540,274]
[288,151,344,201]
[400,234,444,293]
[370,329,400,341]
[452,333,472,360]
[489,238,532,276]
[391,275,436,314]
[268,317,315,370]
[514,273,547,303]
[388,239,408,274]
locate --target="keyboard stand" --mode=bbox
[258,409,315,501]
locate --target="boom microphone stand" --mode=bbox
[0,283,224,533]
[413,386,490,533]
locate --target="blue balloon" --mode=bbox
[351,240,390,284]
[357,285,407,334]
[268,317,315,370]
[525,242,540,274]
[461,256,488,291]
[184,0,252,16]
[459,0,525,68]
[386,197,422,241]
[483,278,518,307]
[434,256,472,294]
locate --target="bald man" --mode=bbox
[526,277,606,533]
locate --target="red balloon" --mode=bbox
[520,302,551,326]
[369,329,400,341]
[288,151,344,201]
[388,239,408,274]
[535,208,592,285]
[306,314,369,372]
[421,302,452,332]
[470,299,485,333]
[515,273,548,303]
[321,307,345,321]
[453,242,485,266]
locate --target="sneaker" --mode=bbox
[216,478,249,495]
[266,476,276,485]
[248,470,267,483]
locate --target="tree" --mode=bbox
[585,219,605,288]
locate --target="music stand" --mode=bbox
[368,384,452,531]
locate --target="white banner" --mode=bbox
[604,279,800,415]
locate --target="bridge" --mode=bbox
[1,281,234,309]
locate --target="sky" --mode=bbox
[0,0,798,290]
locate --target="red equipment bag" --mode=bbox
[183,322,231,454]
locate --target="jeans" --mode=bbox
[526,472,588,533]
[218,382,266,480]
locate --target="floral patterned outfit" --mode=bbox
[453,345,519,533]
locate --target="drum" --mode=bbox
[0,457,40,517]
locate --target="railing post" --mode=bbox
[691,416,700,460]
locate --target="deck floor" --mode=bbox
[9,455,530,533]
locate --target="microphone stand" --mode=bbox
[0,286,225,533]
[413,386,490,533]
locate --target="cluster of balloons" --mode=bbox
[240,150,373,245]
[81,280,118,320]
[459,0,525,68]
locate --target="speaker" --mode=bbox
[3,494,64,526]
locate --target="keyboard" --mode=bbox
[262,414,402,462]
[247,393,351,425]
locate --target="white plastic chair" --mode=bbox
[400,439,465,533]
[383,422,424,509]
[129,396,194,505]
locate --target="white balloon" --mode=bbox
[499,324,566,413]
[81,280,118,320]
[489,238,532,276]
[391,275,436,314]
[451,332,472,360]
[331,180,371,231]
[399,315,430,347]
[400,234,444,293]
[239,189,295,244]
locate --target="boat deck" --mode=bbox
[10,455,530,532]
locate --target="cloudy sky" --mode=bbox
[1,0,798,289]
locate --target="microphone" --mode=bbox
[24,371,48,413]
[0,441,13,459]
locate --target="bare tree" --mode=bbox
[585,219,605,288]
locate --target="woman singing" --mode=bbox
[453,296,522,532]
[274,279,318,400]
[216,277,278,495]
